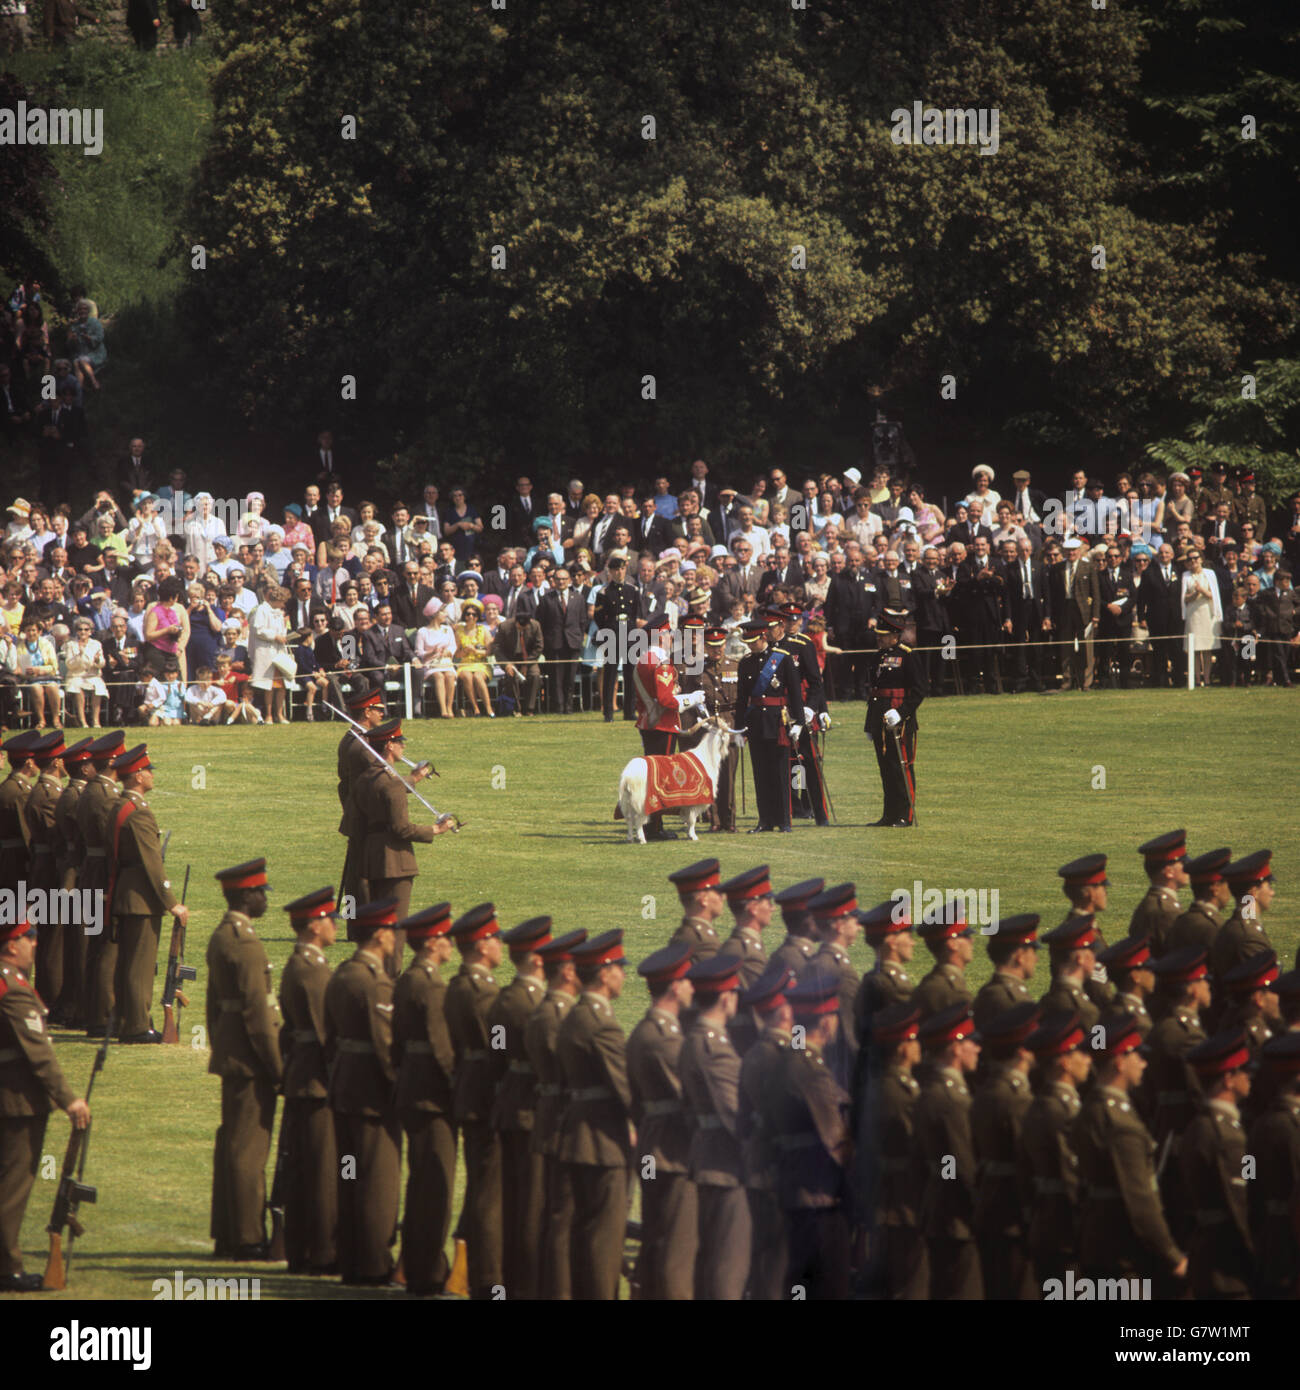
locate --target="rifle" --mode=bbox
[266,1107,289,1262]
[42,1015,114,1290]
[160,865,195,1045]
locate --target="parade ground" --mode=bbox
[13,687,1296,1300]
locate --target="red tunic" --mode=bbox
[633,654,680,733]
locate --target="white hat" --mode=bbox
[895,506,915,523]
[222,617,243,631]
[843,467,862,486]
[972,464,995,480]
[710,545,730,559]
[1063,537,1083,551]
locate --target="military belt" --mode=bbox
[537,1084,563,1098]
[0,1047,20,1063]
[982,1161,1017,1178]
[463,1048,488,1062]
[508,1060,534,1075]
[0,838,24,849]
[292,1029,320,1043]
[1156,1090,1187,1106]
[642,1098,681,1117]
[1034,1178,1067,1196]
[1194,1209,1227,1227]
[775,1132,819,1151]
[84,847,106,857]
[571,1085,613,1102]
[337,1039,375,1054]
[218,1000,244,1012]
[1086,1186,1121,1200]
[403,1041,435,1054]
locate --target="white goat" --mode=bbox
[617,717,747,844]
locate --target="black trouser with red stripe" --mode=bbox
[871,716,916,824]
[750,735,792,831]
[640,729,677,836]
[791,725,829,824]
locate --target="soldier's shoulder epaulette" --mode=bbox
[899,644,913,653]
[654,1013,680,1037]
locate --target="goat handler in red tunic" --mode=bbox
[633,615,707,841]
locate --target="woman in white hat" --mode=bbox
[415,600,457,718]
[964,464,1001,515]
[248,583,297,723]
[63,615,108,728]
[1163,472,1195,535]
[1180,548,1222,687]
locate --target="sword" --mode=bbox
[890,723,916,826]
[323,700,438,778]
[344,726,462,831]
[810,726,836,823]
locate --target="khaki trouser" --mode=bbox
[113,913,162,1036]
[400,1110,455,1294]
[333,1111,400,1282]
[0,1114,47,1276]
[210,1074,276,1251]
[282,1097,338,1272]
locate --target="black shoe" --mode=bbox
[231,1243,272,1261]
[867,818,892,827]
[0,1272,43,1291]
[815,819,831,827]
[777,826,793,833]
[604,716,614,723]
[748,825,773,834]
[121,1029,163,1044]
[889,819,913,828]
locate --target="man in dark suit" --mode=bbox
[867,551,916,628]
[1201,503,1243,559]
[390,563,434,630]
[493,610,544,714]
[824,560,874,699]
[1095,542,1136,688]
[708,540,760,622]
[945,506,993,552]
[360,603,416,701]
[669,489,717,549]
[954,536,1006,693]
[588,495,624,559]
[684,459,719,514]
[36,387,88,504]
[506,478,537,546]
[1002,537,1052,692]
[0,364,32,440]
[631,556,670,628]
[1006,470,1048,527]
[285,576,327,638]
[912,550,951,692]
[756,540,804,604]
[480,551,516,602]
[315,480,358,546]
[1052,538,1101,689]
[385,503,416,569]
[499,565,530,622]
[537,567,585,714]
[707,490,742,551]
[634,499,673,560]
[310,429,341,476]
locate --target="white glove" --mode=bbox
[789,725,802,743]
[817,713,831,731]
[883,708,902,729]
[803,706,816,724]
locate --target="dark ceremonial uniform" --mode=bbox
[864,638,927,826]
[734,641,803,832]
[772,625,829,825]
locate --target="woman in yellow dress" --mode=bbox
[454,597,494,717]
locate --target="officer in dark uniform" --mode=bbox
[278,887,340,1276]
[24,733,65,1000]
[392,902,456,1297]
[864,608,926,827]
[1020,1010,1091,1287]
[526,929,586,1300]
[680,954,750,1300]
[1180,1029,1253,1299]
[807,883,861,1090]
[698,626,741,830]
[1130,830,1189,959]
[0,918,91,1291]
[77,730,122,1035]
[0,731,39,896]
[207,858,282,1260]
[1055,854,1114,1013]
[733,617,803,833]
[853,901,917,1056]
[736,961,796,1300]
[336,688,387,916]
[1164,848,1233,957]
[912,917,973,1019]
[915,1002,982,1298]
[324,897,402,1286]
[771,604,830,826]
[972,913,1040,1032]
[627,942,696,1300]
[1220,950,1279,1065]
[52,738,93,1026]
[1209,850,1276,986]
[1247,1032,1300,1299]
[1039,915,1103,1032]
[445,903,503,1300]
[717,865,774,1056]
[1099,934,1156,1038]
[771,970,852,1300]
[1073,1013,1187,1289]
[591,554,640,722]
[1144,947,1211,1246]
[488,916,551,1300]
[769,878,824,978]
[555,930,633,1300]
[861,1002,926,1299]
[666,859,725,961]
[971,1002,1040,1299]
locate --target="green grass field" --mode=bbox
[8,688,1297,1300]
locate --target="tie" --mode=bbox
[506,589,516,617]
[1164,567,1171,583]
[523,497,531,514]
[1067,563,1075,597]
[1023,562,1031,600]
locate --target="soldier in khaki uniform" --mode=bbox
[207,858,282,1259]
[680,954,750,1300]
[972,913,1040,1032]
[324,897,402,1286]
[1073,1014,1187,1288]
[335,688,387,916]
[1247,1033,1300,1299]
[488,916,551,1300]
[107,744,188,1043]
[555,930,633,1300]
[24,733,66,1002]
[1020,1010,1091,1288]
[1039,915,1103,1032]
[77,731,122,1034]
[667,859,724,961]
[915,1003,983,1298]
[1231,468,1267,534]
[392,902,456,1297]
[769,878,823,979]
[699,627,740,830]
[1209,850,1276,987]
[807,883,860,1090]
[736,961,795,1301]
[278,887,340,1276]
[445,903,503,1300]
[971,1002,1039,1299]
[912,917,973,1020]
[1098,935,1156,1038]
[1164,848,1232,957]
[526,929,586,1300]
[627,942,697,1300]
[853,902,917,1060]
[354,719,452,971]
[1180,1029,1253,1299]
[1055,855,1114,1013]
[717,865,773,1057]
[1220,950,1279,1067]
[861,1003,926,1299]
[1129,830,1188,960]
[52,739,94,1026]
[773,971,852,1300]
[0,918,91,1291]
[0,731,39,895]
